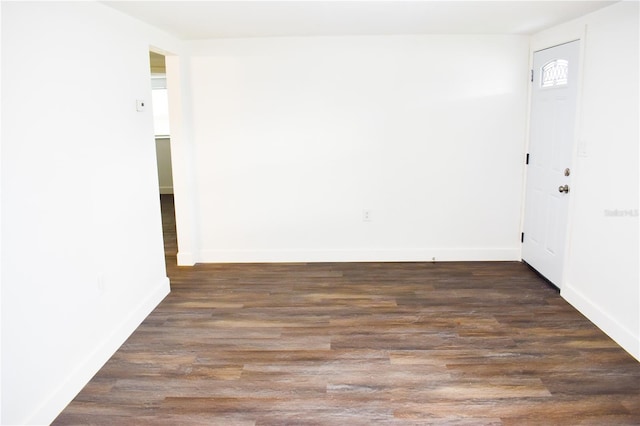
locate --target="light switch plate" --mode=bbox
[136,99,146,112]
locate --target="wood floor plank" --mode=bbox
[52,195,640,425]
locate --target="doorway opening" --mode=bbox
[149,50,177,267]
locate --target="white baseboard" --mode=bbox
[195,248,521,264]
[177,251,196,266]
[562,282,639,361]
[28,277,171,425]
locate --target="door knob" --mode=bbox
[558,184,570,193]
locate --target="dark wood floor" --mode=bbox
[54,195,640,425]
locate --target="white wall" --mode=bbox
[532,1,639,360]
[0,2,4,422]
[1,2,182,424]
[185,35,529,263]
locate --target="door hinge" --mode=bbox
[530,69,534,82]
[526,153,530,165]
[521,232,525,243]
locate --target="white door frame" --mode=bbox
[149,46,199,266]
[521,28,588,291]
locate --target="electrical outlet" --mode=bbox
[363,209,372,222]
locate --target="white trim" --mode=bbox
[166,54,199,269]
[560,26,587,290]
[563,282,640,361]
[177,251,196,266]
[26,278,171,425]
[196,248,520,264]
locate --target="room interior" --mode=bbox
[1,1,638,424]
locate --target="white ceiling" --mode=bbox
[104,1,618,40]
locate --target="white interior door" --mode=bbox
[522,41,580,287]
